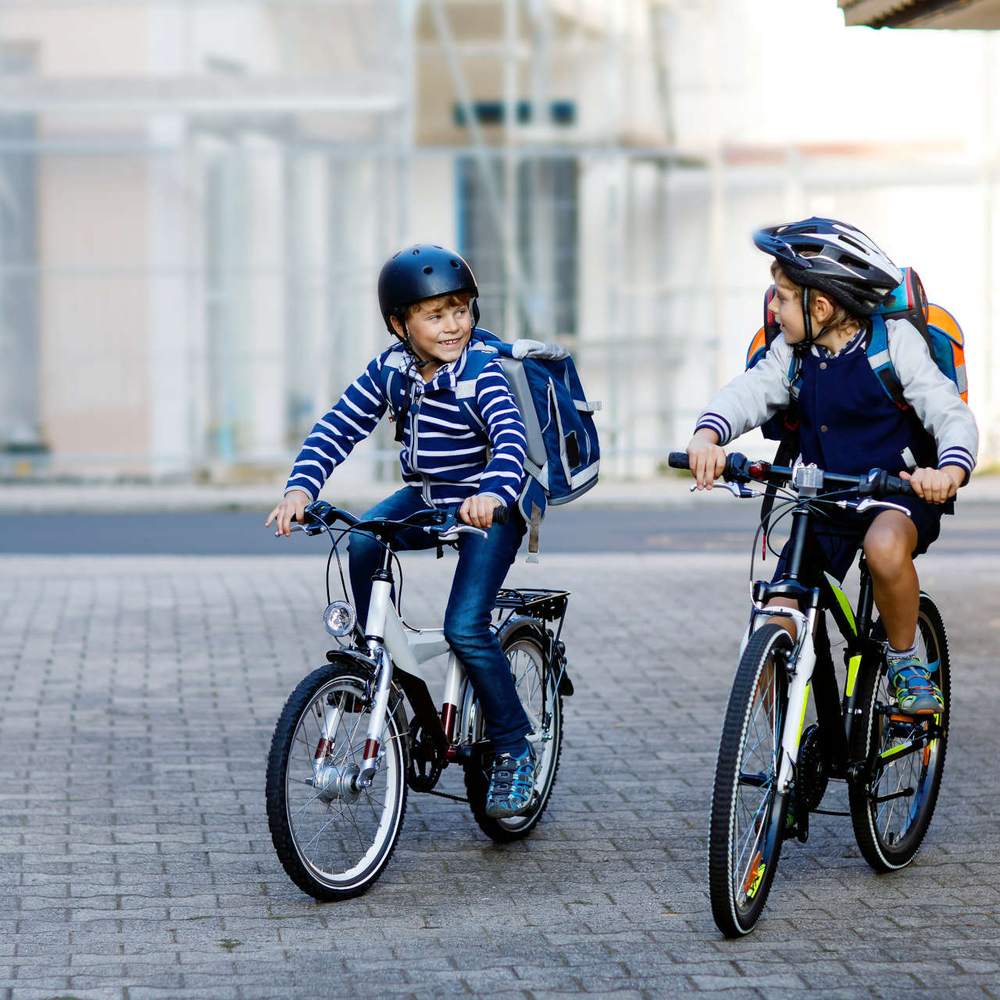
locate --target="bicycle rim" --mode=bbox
[709,623,790,936]
[850,595,950,871]
[266,664,408,900]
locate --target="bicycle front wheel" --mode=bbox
[465,619,563,842]
[709,623,791,937]
[265,663,408,900]
[849,593,950,871]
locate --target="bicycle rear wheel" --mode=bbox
[709,623,791,937]
[849,593,950,871]
[266,662,408,900]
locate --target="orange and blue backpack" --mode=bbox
[746,266,967,446]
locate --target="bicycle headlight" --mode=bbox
[323,601,357,638]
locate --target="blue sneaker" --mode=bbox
[485,745,537,818]
[889,656,943,715]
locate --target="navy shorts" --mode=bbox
[772,494,947,585]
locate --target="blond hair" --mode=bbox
[405,290,471,321]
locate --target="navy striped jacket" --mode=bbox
[284,342,528,508]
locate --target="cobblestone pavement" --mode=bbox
[2,550,999,1000]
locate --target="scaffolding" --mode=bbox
[0,0,699,483]
[1,0,996,483]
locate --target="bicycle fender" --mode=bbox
[498,616,574,697]
[324,648,377,671]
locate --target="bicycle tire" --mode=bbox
[465,619,563,842]
[266,662,409,900]
[849,593,950,872]
[709,623,791,937]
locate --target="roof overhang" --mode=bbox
[839,0,1000,28]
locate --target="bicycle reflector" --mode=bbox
[323,601,357,638]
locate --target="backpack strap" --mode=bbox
[453,345,496,439]
[865,315,908,411]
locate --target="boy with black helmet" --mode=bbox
[267,244,537,818]
[685,218,978,715]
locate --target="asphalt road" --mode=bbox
[1,501,996,555]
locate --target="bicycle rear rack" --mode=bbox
[494,587,569,622]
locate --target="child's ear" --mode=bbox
[812,293,835,323]
[389,314,405,338]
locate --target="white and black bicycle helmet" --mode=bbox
[753,218,903,318]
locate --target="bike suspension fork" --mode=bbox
[356,576,396,788]
[355,644,394,788]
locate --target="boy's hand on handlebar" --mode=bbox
[266,490,312,536]
[459,494,502,529]
[900,466,963,505]
[687,432,727,489]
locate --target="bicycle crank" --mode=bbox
[797,724,830,812]
[407,721,444,792]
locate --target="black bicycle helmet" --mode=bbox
[377,244,480,335]
[753,218,903,318]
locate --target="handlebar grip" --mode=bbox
[492,505,509,525]
[668,451,690,470]
[862,468,915,498]
[885,475,915,497]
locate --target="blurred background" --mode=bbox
[1,0,998,491]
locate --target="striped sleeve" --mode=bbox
[474,355,527,506]
[284,356,388,499]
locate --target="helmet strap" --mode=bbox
[392,315,432,369]
[801,287,815,345]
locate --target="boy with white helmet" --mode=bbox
[686,218,978,714]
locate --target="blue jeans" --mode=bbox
[347,486,531,756]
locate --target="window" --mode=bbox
[457,155,578,339]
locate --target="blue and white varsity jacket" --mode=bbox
[284,341,528,508]
[695,318,978,482]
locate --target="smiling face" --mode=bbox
[391,292,473,379]
[768,269,808,345]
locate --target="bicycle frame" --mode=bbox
[746,499,883,804]
[316,522,570,791]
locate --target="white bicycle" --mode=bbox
[265,500,573,900]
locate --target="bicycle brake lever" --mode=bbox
[434,524,489,542]
[836,498,913,517]
[689,481,755,499]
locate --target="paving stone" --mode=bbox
[1,551,998,998]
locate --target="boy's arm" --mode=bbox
[471,356,527,511]
[694,335,795,446]
[283,355,389,500]
[887,318,978,485]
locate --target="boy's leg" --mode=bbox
[347,487,435,629]
[862,510,919,650]
[444,512,535,818]
[863,508,943,715]
[444,513,531,755]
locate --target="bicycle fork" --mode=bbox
[748,605,819,800]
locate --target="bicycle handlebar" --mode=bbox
[283,499,509,538]
[667,451,914,499]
